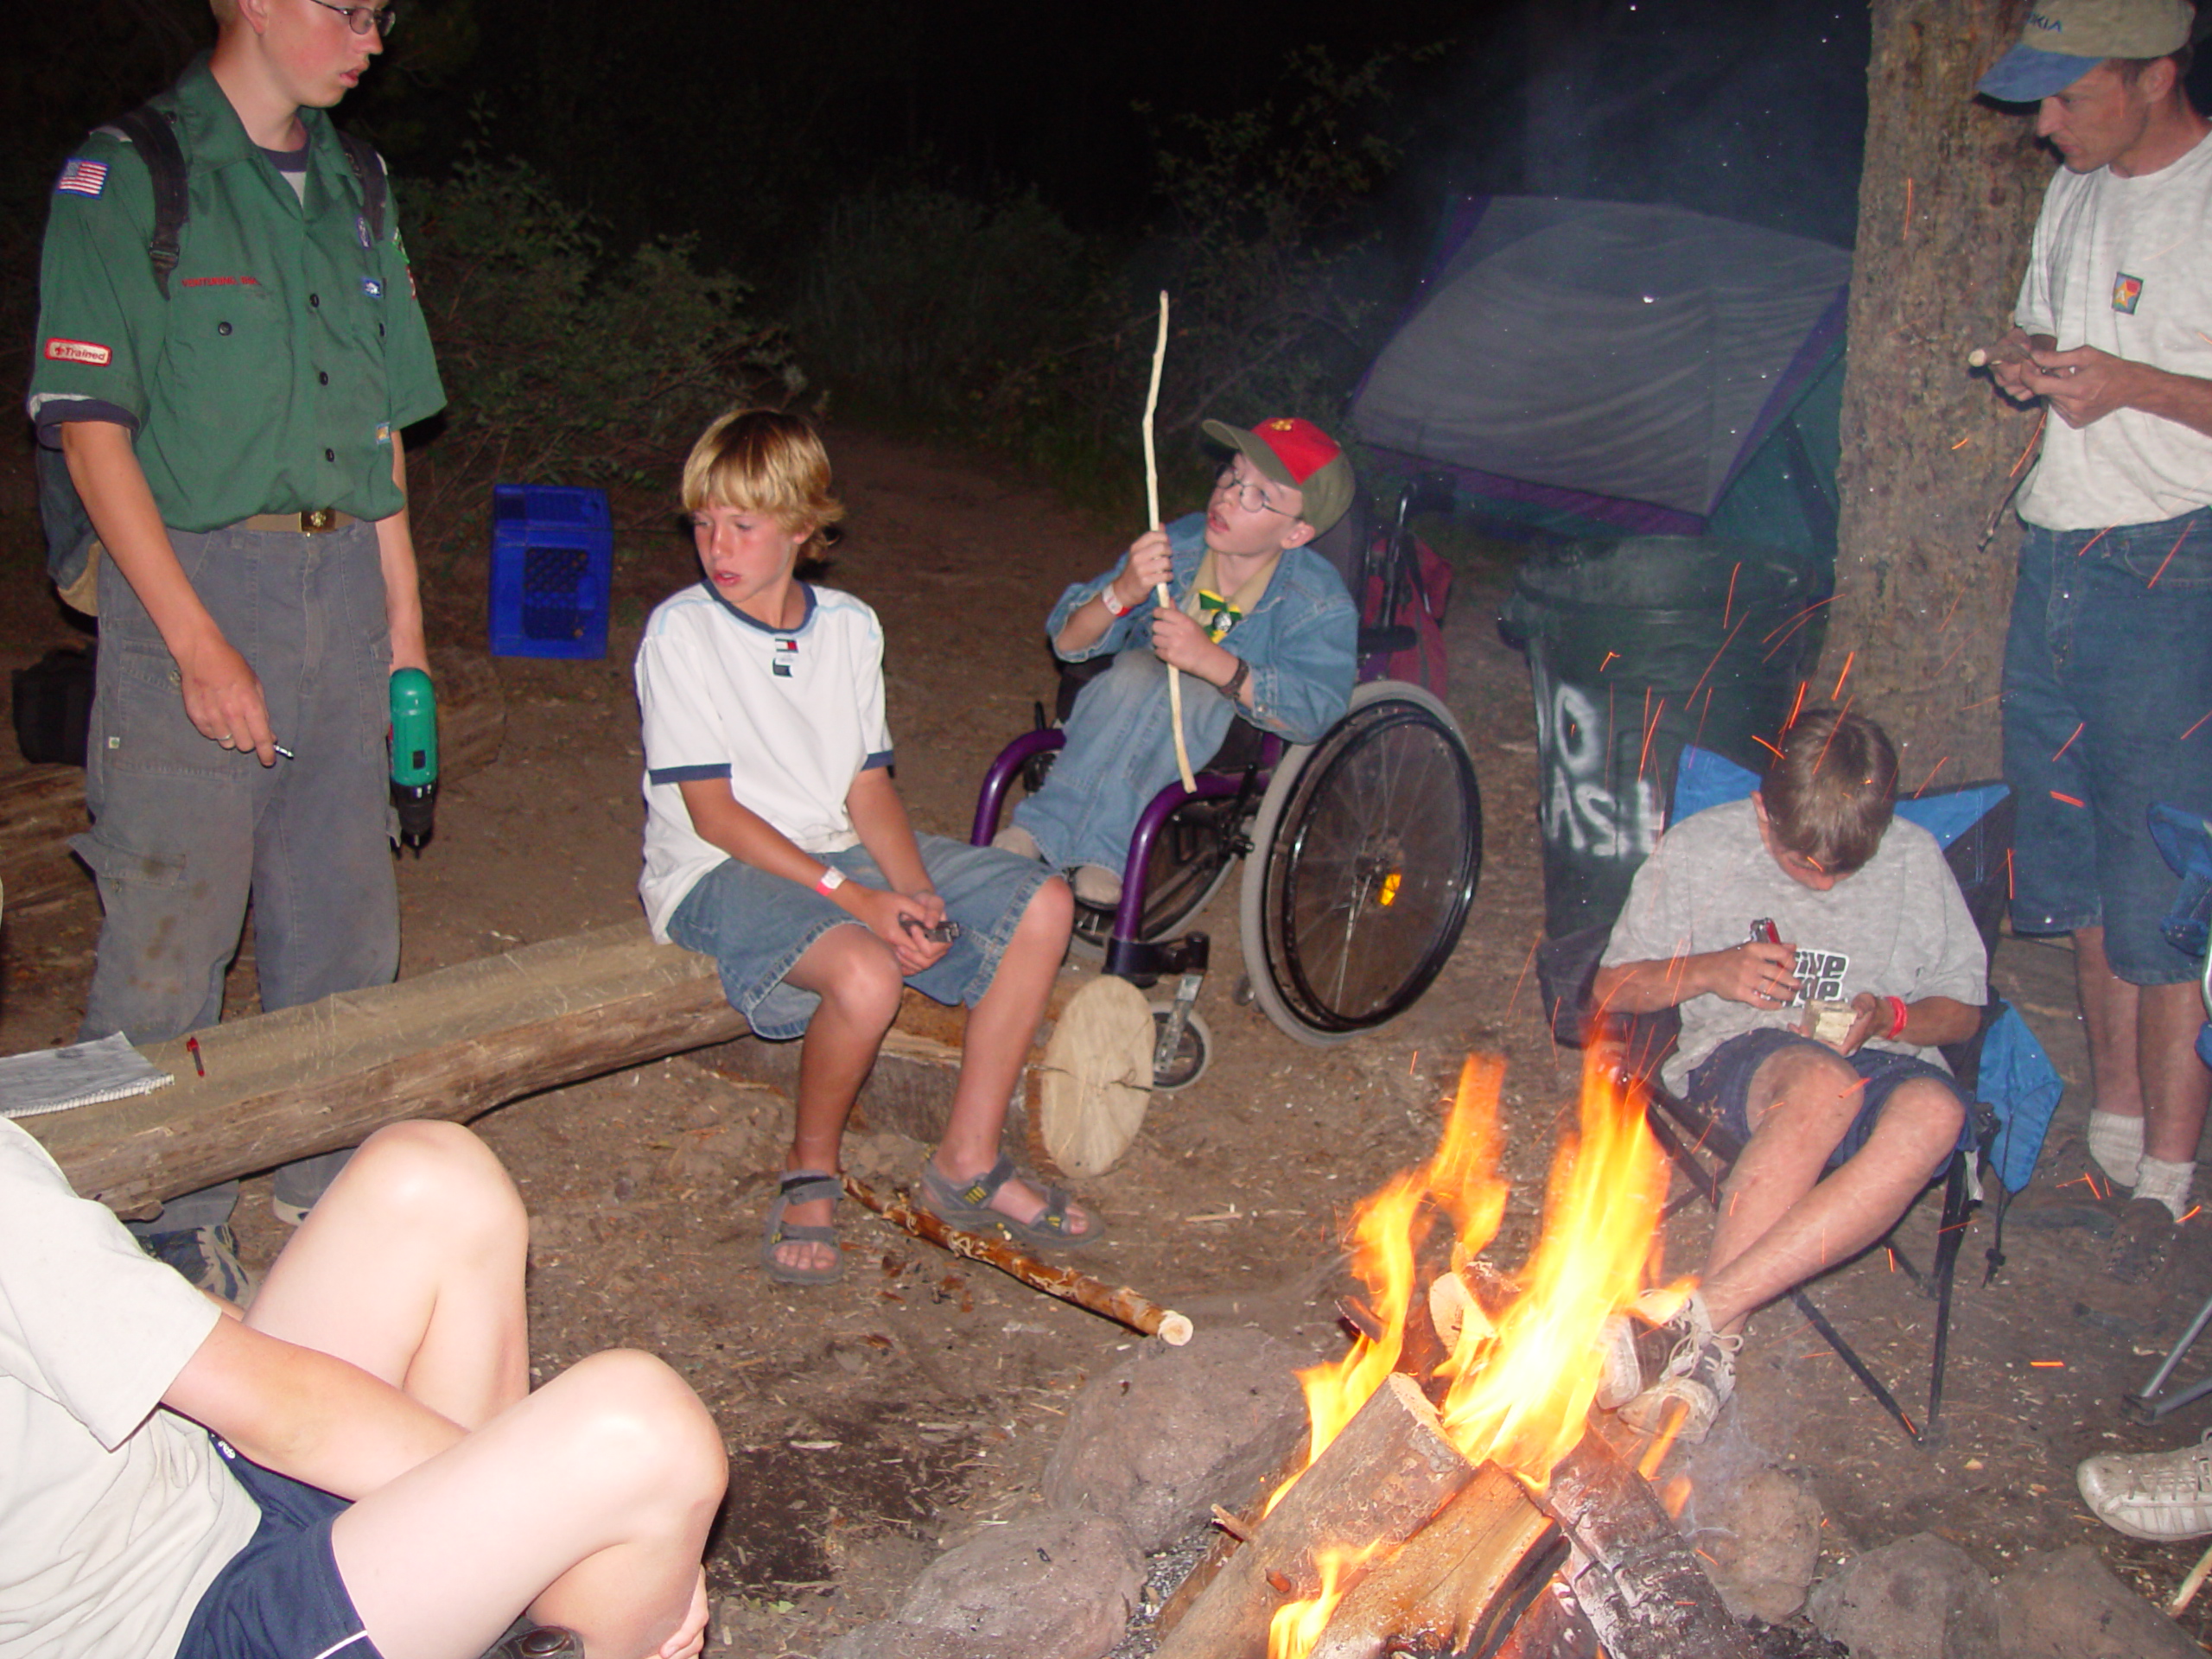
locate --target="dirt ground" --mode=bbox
[4,429,2211,1655]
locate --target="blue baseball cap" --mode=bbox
[1977,0,2195,102]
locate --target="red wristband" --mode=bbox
[815,867,847,896]
[1885,995,1909,1039]
[1099,584,1133,618]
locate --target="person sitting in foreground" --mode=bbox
[1591,708,1986,1440]
[635,410,1089,1285]
[0,1114,726,1659]
[995,416,1359,908]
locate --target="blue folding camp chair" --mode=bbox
[1537,746,2060,1444]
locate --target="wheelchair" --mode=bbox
[970,478,1484,1089]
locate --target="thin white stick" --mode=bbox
[2171,1534,2212,1616]
[1141,290,1196,792]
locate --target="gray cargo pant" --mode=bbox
[75,519,398,1232]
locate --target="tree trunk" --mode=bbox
[1830,0,2050,780]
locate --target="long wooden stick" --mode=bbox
[1141,289,1197,792]
[842,1173,1193,1344]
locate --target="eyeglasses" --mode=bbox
[307,0,398,35]
[1214,465,1290,518]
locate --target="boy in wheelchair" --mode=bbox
[1589,709,1986,1441]
[0,1115,726,1659]
[993,416,1360,908]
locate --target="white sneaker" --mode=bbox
[1595,1288,1712,1410]
[992,824,1043,861]
[2077,1433,2212,1541]
[1620,1332,1742,1444]
[1071,864,1122,907]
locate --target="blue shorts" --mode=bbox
[1686,1029,1973,1179]
[177,1437,380,1659]
[2002,508,2212,984]
[667,833,1054,1040]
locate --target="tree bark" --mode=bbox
[1829,0,2050,779]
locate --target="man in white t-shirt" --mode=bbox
[1976,0,2212,1283]
[0,1111,726,1659]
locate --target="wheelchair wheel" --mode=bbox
[1066,795,1243,959]
[1149,1003,1214,1091]
[1239,682,1481,1044]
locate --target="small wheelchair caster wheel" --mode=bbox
[1150,1004,1214,1090]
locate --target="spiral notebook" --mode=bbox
[0,1033,175,1119]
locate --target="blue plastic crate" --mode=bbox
[488,484,613,659]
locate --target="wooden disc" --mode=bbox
[1037,976,1154,1179]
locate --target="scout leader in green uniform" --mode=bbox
[28,0,444,1294]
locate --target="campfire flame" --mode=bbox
[1265,1052,1676,1658]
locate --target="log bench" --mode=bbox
[22,922,980,1218]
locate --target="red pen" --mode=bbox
[186,1036,205,1078]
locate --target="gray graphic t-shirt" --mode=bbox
[1599,799,1987,1095]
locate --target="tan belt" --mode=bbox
[238,509,355,534]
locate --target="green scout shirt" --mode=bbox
[29,55,445,533]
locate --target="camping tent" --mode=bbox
[1351,197,1853,568]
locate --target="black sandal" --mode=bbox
[761,1171,845,1285]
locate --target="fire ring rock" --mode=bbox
[1040,1324,1312,1552]
[1805,1531,1999,1659]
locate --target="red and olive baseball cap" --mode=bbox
[1977,0,2194,102]
[1201,416,1357,535]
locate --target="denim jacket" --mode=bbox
[1046,512,1357,745]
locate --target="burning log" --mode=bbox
[1306,1463,1564,1659]
[1152,1373,1478,1659]
[1535,1430,1757,1659]
[839,1173,1192,1344]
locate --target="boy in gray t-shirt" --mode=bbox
[1591,709,1986,1441]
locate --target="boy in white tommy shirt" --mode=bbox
[635,410,1093,1284]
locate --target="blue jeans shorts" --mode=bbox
[1687,1029,1973,1179]
[2002,508,2212,984]
[667,833,1054,1039]
[177,1436,381,1659]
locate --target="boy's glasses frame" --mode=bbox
[1213,466,1291,518]
[306,0,399,35]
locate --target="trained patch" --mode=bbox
[360,276,383,299]
[2113,272,2145,314]
[357,214,372,249]
[43,338,112,366]
[55,158,108,197]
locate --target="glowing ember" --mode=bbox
[1267,1542,1385,1659]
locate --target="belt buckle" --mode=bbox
[302,507,337,533]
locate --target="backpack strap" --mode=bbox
[107,104,189,296]
[335,130,388,243]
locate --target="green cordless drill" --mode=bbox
[389,666,437,853]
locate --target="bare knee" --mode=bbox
[1873,1080,1966,1164]
[1020,874,1073,944]
[810,931,905,1030]
[555,1350,728,1510]
[1745,1046,1862,1136]
[342,1122,526,1251]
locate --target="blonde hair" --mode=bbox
[681,409,844,563]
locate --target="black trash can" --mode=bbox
[1501,537,1831,939]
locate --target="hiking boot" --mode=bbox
[142,1224,253,1304]
[2107,1197,2177,1285]
[991,824,1043,862]
[1595,1288,1712,1410]
[1071,864,1122,908]
[1620,1332,1744,1444]
[2077,1433,2212,1541]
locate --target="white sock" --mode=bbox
[2087,1110,2145,1187]
[2134,1157,2196,1221]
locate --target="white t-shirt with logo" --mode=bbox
[2015,129,2212,530]
[0,1120,260,1659]
[634,582,895,940]
[1599,799,1988,1096]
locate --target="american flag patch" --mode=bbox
[57,158,108,197]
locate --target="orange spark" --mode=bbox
[1949,435,1971,450]
[2148,525,2190,588]
[1599,650,1619,672]
[1751,734,1784,760]
[2030,1360,2065,1369]
[1912,756,1953,798]
[1786,681,1808,730]
[1831,651,1856,699]
[2050,791,2086,807]
[2010,409,2048,477]
[1903,175,1915,238]
[2183,709,2212,741]
[2075,524,2113,559]
[1724,562,1741,628]
[2051,721,2085,761]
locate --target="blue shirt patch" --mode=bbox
[361,276,384,299]
[57,158,108,197]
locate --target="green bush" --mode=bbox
[401,154,799,530]
[786,186,1090,414]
